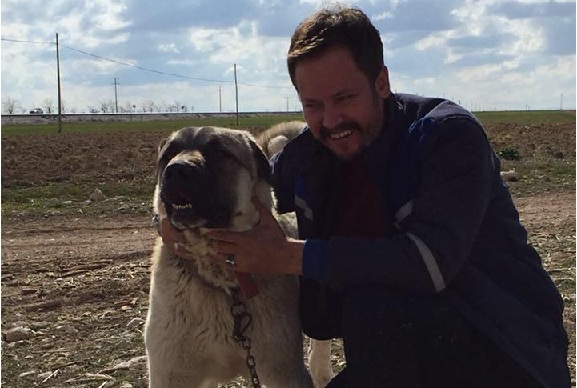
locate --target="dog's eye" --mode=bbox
[205,141,232,158]
[160,143,182,162]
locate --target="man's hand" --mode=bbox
[207,198,305,275]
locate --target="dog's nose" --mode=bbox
[163,161,202,183]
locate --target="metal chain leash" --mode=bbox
[230,288,261,388]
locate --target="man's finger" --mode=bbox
[206,229,237,243]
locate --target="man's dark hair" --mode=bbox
[287,5,384,89]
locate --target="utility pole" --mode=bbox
[219,86,222,112]
[56,33,62,133]
[113,78,119,113]
[285,96,290,112]
[234,64,239,125]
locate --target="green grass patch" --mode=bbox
[501,159,576,196]
[1,113,305,136]
[3,111,574,135]
[474,110,575,126]
[2,180,155,216]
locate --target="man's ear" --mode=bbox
[375,66,391,99]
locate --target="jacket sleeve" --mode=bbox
[319,117,497,294]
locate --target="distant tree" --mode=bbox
[142,100,155,113]
[99,99,114,113]
[2,96,21,114]
[170,100,182,113]
[121,101,134,113]
[43,98,54,114]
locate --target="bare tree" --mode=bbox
[2,96,21,114]
[43,98,54,114]
[121,101,134,113]
[99,99,114,113]
[142,100,155,113]
[170,100,182,113]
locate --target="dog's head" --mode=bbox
[155,126,273,232]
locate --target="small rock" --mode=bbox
[100,355,147,373]
[56,324,79,335]
[89,188,106,202]
[500,169,519,182]
[3,326,33,342]
[29,321,51,330]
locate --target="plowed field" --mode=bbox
[2,117,575,387]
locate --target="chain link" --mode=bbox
[230,289,261,388]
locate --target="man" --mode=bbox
[164,6,570,387]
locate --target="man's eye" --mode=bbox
[303,102,320,110]
[338,94,354,102]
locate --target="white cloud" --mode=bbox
[1,0,575,113]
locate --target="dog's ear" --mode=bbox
[157,137,168,155]
[248,137,272,183]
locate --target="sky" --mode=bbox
[1,0,575,114]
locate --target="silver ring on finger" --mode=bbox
[225,254,236,267]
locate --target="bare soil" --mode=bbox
[1,121,575,387]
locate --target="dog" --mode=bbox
[144,124,333,388]
[258,122,335,388]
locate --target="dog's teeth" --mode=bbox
[173,203,193,210]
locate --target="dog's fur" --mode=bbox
[144,124,332,388]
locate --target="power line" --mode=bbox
[1,37,53,45]
[1,36,292,89]
[60,43,232,84]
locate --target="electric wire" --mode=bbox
[1,37,291,89]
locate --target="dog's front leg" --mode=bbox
[308,339,335,388]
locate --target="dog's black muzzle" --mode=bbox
[160,161,234,230]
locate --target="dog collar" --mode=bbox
[236,273,259,298]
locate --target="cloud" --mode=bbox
[1,0,575,112]
[489,1,576,55]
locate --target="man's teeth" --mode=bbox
[173,203,193,211]
[330,130,352,139]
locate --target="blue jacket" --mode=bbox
[271,94,570,387]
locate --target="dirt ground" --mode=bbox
[1,120,575,387]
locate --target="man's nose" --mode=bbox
[322,103,343,129]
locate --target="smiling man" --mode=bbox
[164,5,571,387]
[294,44,390,161]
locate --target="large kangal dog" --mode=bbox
[144,122,333,388]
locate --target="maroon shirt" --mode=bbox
[334,157,390,238]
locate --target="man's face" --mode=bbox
[294,45,391,161]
